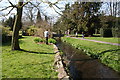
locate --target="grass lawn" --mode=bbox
[69,34,119,43]
[62,37,120,72]
[84,37,120,44]
[2,36,58,78]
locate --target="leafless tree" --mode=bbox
[23,2,42,24]
[0,0,64,50]
[108,2,119,17]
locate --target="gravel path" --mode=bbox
[68,36,120,46]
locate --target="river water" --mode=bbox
[56,39,120,79]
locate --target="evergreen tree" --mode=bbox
[54,2,102,36]
[36,10,42,23]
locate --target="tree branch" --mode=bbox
[54,4,61,9]
[6,7,14,15]
[28,2,41,10]
[8,0,17,7]
[52,6,63,16]
[21,0,31,7]
[0,6,14,11]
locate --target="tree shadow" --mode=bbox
[97,49,120,57]
[2,40,24,46]
[2,41,11,46]
[2,36,26,46]
[20,49,56,54]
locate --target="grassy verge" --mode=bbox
[68,34,119,43]
[84,37,120,44]
[62,37,120,72]
[2,36,58,78]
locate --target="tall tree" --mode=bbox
[54,2,102,35]
[11,0,24,50]
[0,0,62,50]
[0,0,35,50]
[24,2,41,24]
[109,2,118,17]
[36,10,42,23]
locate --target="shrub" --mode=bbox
[34,38,40,43]
[27,28,37,36]
[34,38,56,44]
[48,38,57,44]
[100,28,112,37]
[1,26,10,35]
[34,38,45,43]
[34,38,39,43]
[0,26,11,42]
[40,38,45,42]
[27,26,37,36]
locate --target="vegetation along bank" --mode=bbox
[62,37,120,72]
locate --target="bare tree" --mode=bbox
[24,2,41,24]
[11,0,27,50]
[0,0,64,50]
[109,2,119,17]
[0,0,32,50]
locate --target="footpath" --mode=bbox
[68,36,120,46]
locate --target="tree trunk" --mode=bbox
[11,1,23,50]
[110,2,113,16]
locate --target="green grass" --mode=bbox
[68,33,119,43]
[62,37,120,72]
[84,37,120,44]
[2,36,58,78]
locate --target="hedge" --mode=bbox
[100,28,113,37]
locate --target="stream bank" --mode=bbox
[55,39,120,79]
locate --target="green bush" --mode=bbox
[34,38,40,43]
[27,28,37,36]
[34,38,56,44]
[27,26,37,36]
[48,38,57,44]
[100,28,112,37]
[1,26,10,35]
[34,38,45,43]
[0,26,11,42]
[40,38,45,42]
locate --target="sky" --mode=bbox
[0,0,119,23]
[0,0,72,20]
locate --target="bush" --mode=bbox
[27,28,37,36]
[34,38,45,43]
[100,28,112,37]
[48,38,57,44]
[34,38,56,44]
[34,38,40,43]
[40,38,45,42]
[1,26,10,35]
[27,26,37,36]
[112,28,120,37]
[0,26,11,42]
